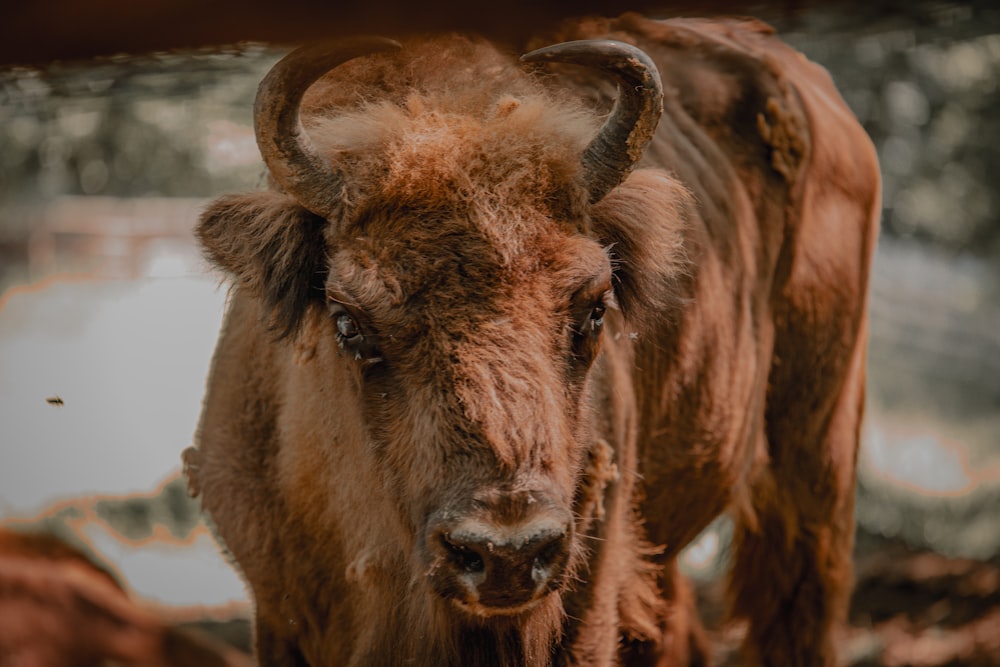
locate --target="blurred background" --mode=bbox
[1,1,997,664]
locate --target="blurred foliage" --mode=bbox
[93,476,202,542]
[779,3,1000,254]
[0,47,273,228]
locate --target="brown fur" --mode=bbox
[188,14,880,667]
[0,528,251,667]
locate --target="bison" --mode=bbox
[183,12,880,667]
[0,528,251,667]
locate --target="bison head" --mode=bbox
[193,35,689,663]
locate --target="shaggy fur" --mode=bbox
[0,528,250,667]
[187,14,879,667]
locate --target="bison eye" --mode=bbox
[336,313,361,340]
[328,302,382,363]
[589,304,606,332]
[570,286,615,371]
[570,291,613,367]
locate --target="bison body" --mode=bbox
[185,13,879,666]
[0,528,250,667]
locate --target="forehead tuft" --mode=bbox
[312,97,594,216]
[302,37,598,218]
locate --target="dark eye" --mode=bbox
[336,313,361,340]
[589,304,606,332]
[329,302,381,363]
[570,291,612,367]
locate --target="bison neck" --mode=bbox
[448,619,560,667]
[352,594,565,667]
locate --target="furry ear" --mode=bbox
[197,191,329,338]
[589,169,693,332]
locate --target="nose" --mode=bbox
[431,516,572,611]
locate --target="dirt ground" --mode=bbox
[841,541,1000,667]
[690,529,1000,667]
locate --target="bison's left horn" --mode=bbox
[254,37,401,219]
[521,40,663,204]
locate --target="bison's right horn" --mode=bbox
[254,37,401,220]
[521,40,663,204]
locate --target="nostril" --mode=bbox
[441,534,486,575]
[529,533,568,584]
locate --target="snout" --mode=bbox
[427,509,573,615]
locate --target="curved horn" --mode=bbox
[254,37,401,219]
[521,40,663,203]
